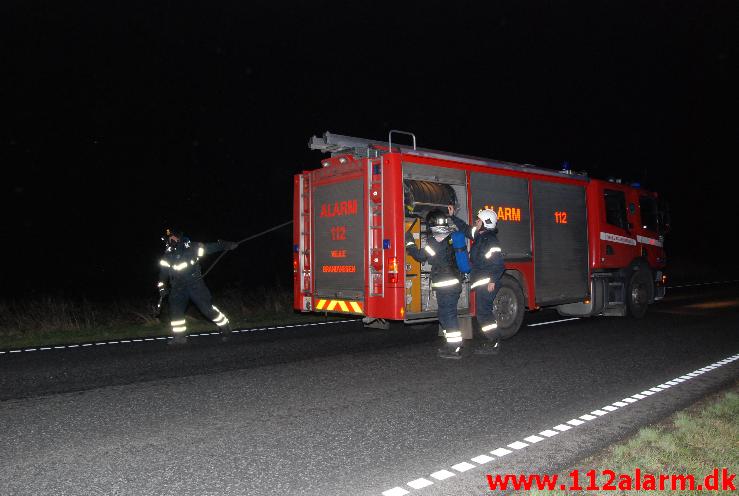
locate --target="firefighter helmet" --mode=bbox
[477,208,498,229]
[162,228,188,251]
[426,209,451,235]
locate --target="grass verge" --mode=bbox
[0,288,349,349]
[513,381,739,495]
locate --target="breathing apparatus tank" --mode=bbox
[451,231,471,274]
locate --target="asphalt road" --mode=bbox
[1,282,738,496]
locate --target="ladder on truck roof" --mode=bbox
[309,131,589,181]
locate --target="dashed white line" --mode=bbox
[471,454,494,464]
[451,462,476,473]
[430,470,455,481]
[382,488,409,496]
[380,352,739,496]
[0,319,362,357]
[491,447,512,457]
[407,478,433,490]
[527,317,581,327]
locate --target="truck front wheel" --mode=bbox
[494,275,525,339]
[627,268,651,319]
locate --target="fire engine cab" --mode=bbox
[293,131,668,339]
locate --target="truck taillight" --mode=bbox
[387,256,399,284]
[293,259,298,273]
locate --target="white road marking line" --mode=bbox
[1,320,362,356]
[380,352,739,495]
[452,462,476,472]
[471,454,494,464]
[407,478,433,489]
[491,447,512,457]
[430,470,455,481]
[382,488,409,496]
[668,279,739,288]
[602,405,618,412]
[527,317,580,327]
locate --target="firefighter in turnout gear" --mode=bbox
[405,209,464,359]
[451,207,505,355]
[158,228,238,345]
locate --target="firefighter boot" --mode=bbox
[438,342,463,359]
[219,324,233,343]
[474,331,501,356]
[168,334,189,347]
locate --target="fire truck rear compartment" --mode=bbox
[402,166,470,320]
[312,178,365,301]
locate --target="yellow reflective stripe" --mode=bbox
[446,336,463,343]
[444,331,462,338]
[349,301,362,313]
[338,301,349,312]
[172,326,187,333]
[485,246,502,259]
[216,318,230,327]
[172,262,188,271]
[198,247,205,257]
[424,245,436,256]
[157,282,165,287]
[315,299,327,310]
[159,260,170,267]
[471,226,478,238]
[326,300,338,311]
[171,319,186,326]
[481,323,498,331]
[471,277,491,289]
[432,278,459,288]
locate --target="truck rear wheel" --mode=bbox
[626,268,651,319]
[494,275,525,339]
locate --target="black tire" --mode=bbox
[626,268,651,319]
[493,275,525,339]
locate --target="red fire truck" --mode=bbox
[293,131,668,339]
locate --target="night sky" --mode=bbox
[3,1,738,300]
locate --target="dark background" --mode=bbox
[2,1,737,300]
